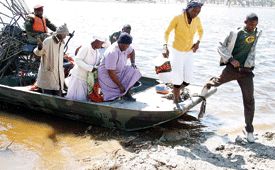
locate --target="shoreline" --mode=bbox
[75,123,275,169]
[1,114,274,169]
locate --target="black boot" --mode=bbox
[122,91,136,102]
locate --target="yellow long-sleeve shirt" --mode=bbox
[165,12,203,52]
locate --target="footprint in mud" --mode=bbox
[159,129,190,142]
[262,132,275,141]
[48,131,58,143]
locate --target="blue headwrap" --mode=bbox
[117,32,132,45]
[184,0,203,11]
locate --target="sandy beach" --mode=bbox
[71,119,275,170]
[1,113,275,170]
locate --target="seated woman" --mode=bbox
[65,36,106,101]
[98,33,141,101]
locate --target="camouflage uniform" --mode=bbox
[24,15,56,44]
[109,31,121,44]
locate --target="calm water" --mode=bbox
[1,0,275,169]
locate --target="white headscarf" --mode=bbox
[92,36,106,42]
[92,36,109,48]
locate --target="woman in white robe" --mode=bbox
[65,36,106,101]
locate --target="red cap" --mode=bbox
[34,4,44,10]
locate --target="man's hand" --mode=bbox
[92,66,98,72]
[69,32,74,37]
[119,85,125,93]
[162,44,169,58]
[192,41,200,53]
[230,59,240,68]
[131,63,137,69]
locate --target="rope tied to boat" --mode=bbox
[197,95,206,119]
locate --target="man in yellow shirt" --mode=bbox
[163,0,203,104]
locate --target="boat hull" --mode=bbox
[0,77,216,131]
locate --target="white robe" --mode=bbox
[34,36,65,91]
[66,45,100,101]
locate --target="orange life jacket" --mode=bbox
[32,16,48,33]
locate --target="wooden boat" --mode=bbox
[0,76,216,131]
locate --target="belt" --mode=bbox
[227,64,253,73]
[237,67,253,73]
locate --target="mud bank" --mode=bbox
[74,119,275,170]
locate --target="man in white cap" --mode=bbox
[24,4,56,44]
[66,36,106,101]
[34,24,70,96]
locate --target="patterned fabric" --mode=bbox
[185,0,203,10]
[87,71,98,94]
[88,82,104,103]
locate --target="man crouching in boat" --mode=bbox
[65,36,106,101]
[98,33,141,101]
[33,24,70,96]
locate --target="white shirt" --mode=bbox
[69,45,100,81]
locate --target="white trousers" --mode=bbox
[170,48,194,85]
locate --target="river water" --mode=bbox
[0,0,275,169]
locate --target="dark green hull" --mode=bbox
[0,77,216,131]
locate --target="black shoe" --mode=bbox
[123,92,136,102]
